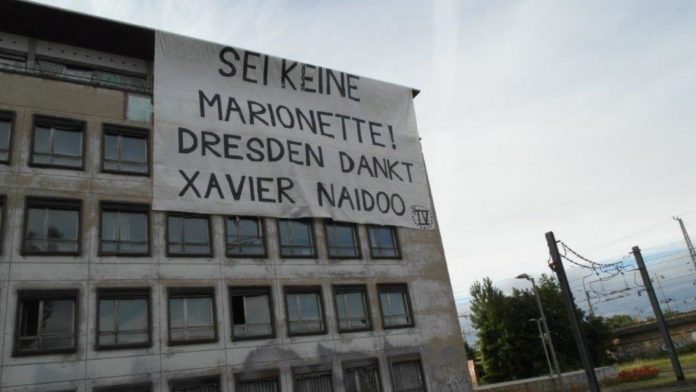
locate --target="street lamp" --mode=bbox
[517,274,566,392]
[530,318,554,379]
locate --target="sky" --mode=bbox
[34,0,696,302]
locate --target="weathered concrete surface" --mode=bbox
[0,71,472,391]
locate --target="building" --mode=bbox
[0,2,470,391]
[611,310,696,361]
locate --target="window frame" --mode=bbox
[98,201,151,257]
[293,366,334,392]
[22,197,82,256]
[94,382,151,392]
[277,218,317,258]
[377,283,415,330]
[225,216,267,258]
[165,212,213,257]
[96,288,152,351]
[367,225,401,259]
[170,375,221,392]
[332,285,372,333]
[0,110,15,165]
[283,285,327,337]
[324,220,362,259]
[166,287,218,346]
[388,354,427,392]
[343,358,383,392]
[0,194,6,255]
[101,123,151,176]
[235,369,280,392]
[13,289,79,357]
[228,286,275,341]
[29,115,86,171]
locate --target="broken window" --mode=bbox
[229,287,274,340]
[15,290,77,355]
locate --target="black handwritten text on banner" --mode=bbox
[153,31,434,229]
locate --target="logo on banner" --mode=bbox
[410,205,433,229]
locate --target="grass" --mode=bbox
[603,352,696,391]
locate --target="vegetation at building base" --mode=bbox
[468,275,613,384]
[601,365,660,386]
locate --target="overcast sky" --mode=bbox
[36,0,696,300]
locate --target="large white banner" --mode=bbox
[153,31,434,229]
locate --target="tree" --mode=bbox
[469,275,614,383]
[605,314,635,330]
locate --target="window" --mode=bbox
[30,116,85,169]
[167,213,211,256]
[278,219,316,257]
[14,289,78,356]
[344,359,382,392]
[168,288,217,345]
[23,198,81,255]
[389,356,426,392]
[294,370,333,392]
[377,284,414,329]
[229,287,274,340]
[100,202,149,255]
[367,226,400,258]
[236,371,279,392]
[325,221,360,258]
[95,382,151,392]
[97,288,150,350]
[0,195,5,254]
[0,110,13,164]
[226,216,265,257]
[285,286,326,336]
[333,285,371,332]
[171,376,220,392]
[102,124,149,175]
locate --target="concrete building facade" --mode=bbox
[0,2,470,392]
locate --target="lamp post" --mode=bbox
[517,273,566,392]
[530,318,554,378]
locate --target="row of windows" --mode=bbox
[13,283,414,356]
[0,197,401,258]
[0,111,149,174]
[54,355,426,392]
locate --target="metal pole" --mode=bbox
[531,279,566,391]
[532,318,554,379]
[546,231,600,392]
[632,246,685,381]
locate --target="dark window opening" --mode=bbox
[95,382,151,392]
[171,376,220,392]
[14,290,78,355]
[237,375,279,392]
[295,371,333,392]
[0,111,13,164]
[344,362,382,392]
[229,287,274,340]
[390,357,426,392]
